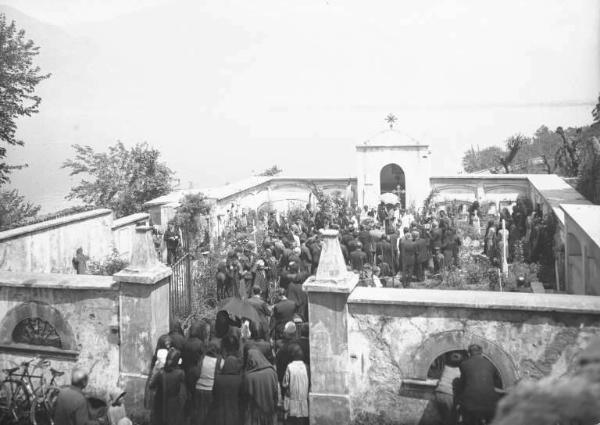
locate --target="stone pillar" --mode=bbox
[303,229,359,425]
[113,225,171,416]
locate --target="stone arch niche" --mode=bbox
[408,330,519,387]
[380,163,406,207]
[0,301,77,355]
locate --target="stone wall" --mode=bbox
[0,209,114,274]
[0,209,150,273]
[344,287,600,425]
[0,227,171,417]
[0,272,120,393]
[112,213,151,261]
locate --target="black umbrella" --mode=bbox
[219,297,262,325]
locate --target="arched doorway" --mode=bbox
[380,163,405,207]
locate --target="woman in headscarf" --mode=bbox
[211,356,244,425]
[145,334,172,410]
[244,320,274,365]
[192,342,223,425]
[282,345,309,425]
[242,349,279,425]
[149,349,186,425]
[183,319,210,394]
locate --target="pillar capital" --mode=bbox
[304,229,359,294]
[114,225,171,284]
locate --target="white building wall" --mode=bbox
[356,145,431,210]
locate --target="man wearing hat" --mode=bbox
[271,289,296,339]
[247,285,271,335]
[455,344,501,425]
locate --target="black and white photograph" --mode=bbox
[0,1,599,424]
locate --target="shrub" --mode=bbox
[88,249,129,276]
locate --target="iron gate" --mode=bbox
[170,253,192,321]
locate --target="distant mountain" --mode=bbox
[1,5,98,212]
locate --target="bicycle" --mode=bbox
[0,356,64,425]
[29,363,63,425]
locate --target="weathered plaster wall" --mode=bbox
[0,274,120,393]
[344,288,600,425]
[563,205,600,296]
[0,209,114,274]
[112,213,150,261]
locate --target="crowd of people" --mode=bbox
[215,201,471,300]
[145,315,309,425]
[142,197,560,425]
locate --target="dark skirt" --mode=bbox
[189,389,214,425]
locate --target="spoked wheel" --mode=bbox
[30,386,60,425]
[0,379,30,424]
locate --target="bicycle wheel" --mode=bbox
[30,385,60,425]
[0,379,30,424]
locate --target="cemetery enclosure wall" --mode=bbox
[0,272,120,395]
[344,288,600,425]
[0,209,149,274]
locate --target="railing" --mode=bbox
[169,253,192,321]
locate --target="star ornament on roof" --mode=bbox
[385,113,397,129]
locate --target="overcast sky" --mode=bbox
[3,0,599,211]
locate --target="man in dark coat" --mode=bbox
[308,238,322,272]
[389,230,400,274]
[53,369,99,425]
[456,344,501,425]
[376,235,394,272]
[299,238,313,274]
[349,243,367,272]
[286,281,308,321]
[270,290,297,338]
[414,232,430,282]
[358,226,372,263]
[247,286,272,335]
[163,223,180,265]
[400,233,416,287]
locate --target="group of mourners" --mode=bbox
[146,313,309,425]
[144,198,557,425]
[212,201,470,302]
[480,200,556,267]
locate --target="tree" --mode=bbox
[515,126,563,174]
[0,189,40,229]
[258,165,283,176]
[462,145,505,173]
[554,127,581,177]
[62,142,174,217]
[498,134,528,173]
[593,92,600,125]
[0,14,50,184]
[172,193,212,251]
[576,136,600,204]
